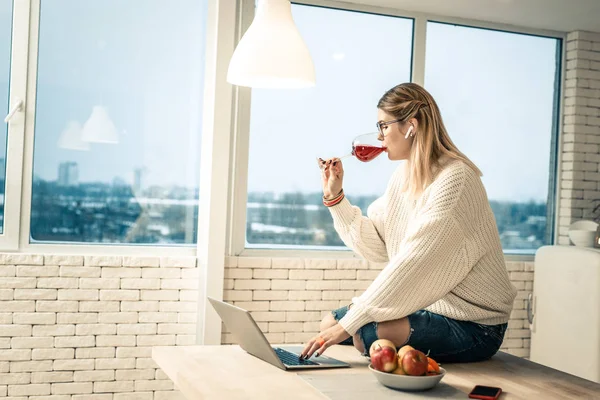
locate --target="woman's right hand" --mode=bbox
[319,158,344,199]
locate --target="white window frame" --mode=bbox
[195,0,238,345]
[1,0,30,250]
[10,0,217,256]
[228,0,566,263]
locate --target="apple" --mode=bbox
[401,349,429,376]
[369,339,396,358]
[371,346,397,372]
[391,365,406,375]
[369,339,397,372]
[396,345,414,364]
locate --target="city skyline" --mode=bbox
[26,171,547,250]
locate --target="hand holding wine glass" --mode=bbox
[319,157,344,199]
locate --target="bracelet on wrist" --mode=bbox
[324,196,344,207]
[323,192,345,207]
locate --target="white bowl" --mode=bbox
[567,220,598,247]
[568,230,597,247]
[569,220,598,231]
[368,364,446,391]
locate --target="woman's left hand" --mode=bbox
[300,323,351,359]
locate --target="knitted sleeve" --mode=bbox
[328,196,389,263]
[338,165,472,335]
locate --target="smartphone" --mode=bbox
[468,385,502,400]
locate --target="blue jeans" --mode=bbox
[332,306,507,363]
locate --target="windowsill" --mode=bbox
[10,243,197,257]
[238,247,536,262]
[238,247,360,259]
[503,253,535,262]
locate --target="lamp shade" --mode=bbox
[57,121,90,151]
[82,106,119,144]
[227,0,315,88]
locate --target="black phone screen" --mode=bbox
[471,385,501,397]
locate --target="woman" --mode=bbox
[301,83,517,363]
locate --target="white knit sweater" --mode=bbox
[330,158,517,336]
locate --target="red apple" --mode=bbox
[369,339,397,372]
[371,346,398,372]
[401,349,429,376]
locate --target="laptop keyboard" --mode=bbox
[274,348,318,366]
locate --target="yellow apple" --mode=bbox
[397,345,415,364]
[391,365,406,375]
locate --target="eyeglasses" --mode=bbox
[376,118,403,137]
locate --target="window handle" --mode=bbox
[526,293,534,325]
[4,98,24,123]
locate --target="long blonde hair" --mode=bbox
[377,83,482,197]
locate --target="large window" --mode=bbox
[424,22,561,252]
[0,1,13,234]
[30,0,207,245]
[246,5,414,248]
[0,2,565,255]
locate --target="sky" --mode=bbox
[2,0,207,189]
[2,2,559,203]
[248,6,559,203]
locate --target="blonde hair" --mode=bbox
[377,82,482,197]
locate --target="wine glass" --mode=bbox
[318,132,387,169]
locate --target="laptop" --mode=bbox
[208,297,350,370]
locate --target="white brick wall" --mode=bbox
[222,257,534,358]
[559,31,600,244]
[0,254,197,400]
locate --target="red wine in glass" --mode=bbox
[352,144,386,162]
[318,132,386,169]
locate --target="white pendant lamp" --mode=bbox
[57,121,90,151]
[227,0,315,89]
[81,106,119,144]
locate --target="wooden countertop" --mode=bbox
[152,345,600,399]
